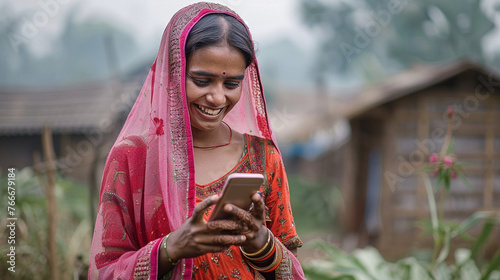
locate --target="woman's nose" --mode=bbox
[206,83,226,106]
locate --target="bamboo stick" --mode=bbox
[42,126,59,280]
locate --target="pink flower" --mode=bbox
[447,106,454,119]
[451,170,457,179]
[432,168,440,176]
[443,156,455,168]
[429,153,439,165]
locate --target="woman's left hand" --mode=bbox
[207,192,269,253]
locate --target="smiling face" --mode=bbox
[185,43,246,133]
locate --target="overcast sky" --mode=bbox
[6,0,500,89]
[9,0,500,58]
[78,0,313,46]
[7,0,316,57]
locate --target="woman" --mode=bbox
[89,2,305,279]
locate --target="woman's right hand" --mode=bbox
[166,195,247,261]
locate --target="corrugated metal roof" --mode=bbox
[0,81,138,136]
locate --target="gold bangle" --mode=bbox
[245,238,283,272]
[261,245,283,273]
[244,238,275,261]
[163,233,179,266]
[240,228,271,257]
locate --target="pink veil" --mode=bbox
[89,2,303,279]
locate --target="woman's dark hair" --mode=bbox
[185,13,254,67]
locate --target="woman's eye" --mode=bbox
[225,81,241,89]
[192,79,210,87]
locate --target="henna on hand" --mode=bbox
[213,234,246,246]
[207,219,242,232]
[234,211,259,236]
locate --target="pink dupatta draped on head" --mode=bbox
[89,2,303,279]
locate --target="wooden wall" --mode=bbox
[374,72,500,259]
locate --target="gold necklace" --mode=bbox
[193,121,232,149]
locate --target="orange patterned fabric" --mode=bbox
[192,134,302,279]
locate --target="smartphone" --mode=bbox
[208,173,264,221]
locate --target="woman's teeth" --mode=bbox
[196,104,223,116]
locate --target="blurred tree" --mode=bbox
[300,0,499,84]
[0,3,33,85]
[0,2,140,86]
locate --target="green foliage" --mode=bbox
[0,168,91,279]
[288,174,341,235]
[303,241,500,280]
